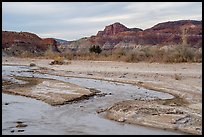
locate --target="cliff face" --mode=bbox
[96,22,142,36]
[42,38,60,52]
[145,20,202,34]
[2,31,60,55]
[2,20,202,56]
[62,20,202,53]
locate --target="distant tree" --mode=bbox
[95,45,102,54]
[89,45,96,53]
[89,45,102,54]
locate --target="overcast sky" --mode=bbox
[2,2,202,41]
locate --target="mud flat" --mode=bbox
[3,76,99,106]
[2,57,202,135]
[105,99,201,135]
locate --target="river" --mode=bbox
[2,65,184,135]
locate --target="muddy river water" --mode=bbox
[2,65,184,135]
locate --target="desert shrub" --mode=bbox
[141,47,153,58]
[122,50,148,63]
[113,48,125,56]
[19,51,35,58]
[124,53,137,62]
[110,48,126,60]
[150,48,165,62]
[89,45,102,54]
[163,46,196,63]
[49,56,65,65]
[63,52,75,60]
[181,47,194,62]
[193,49,202,62]
[44,49,61,59]
[162,52,175,63]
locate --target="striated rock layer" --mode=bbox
[62,20,202,53]
[2,20,202,55]
[2,31,60,56]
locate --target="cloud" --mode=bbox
[2,2,202,40]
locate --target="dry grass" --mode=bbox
[44,49,61,59]
[7,43,202,63]
[60,45,201,63]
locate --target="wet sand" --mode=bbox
[3,75,98,106]
[2,57,202,135]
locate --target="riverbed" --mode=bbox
[2,57,201,135]
[2,65,184,135]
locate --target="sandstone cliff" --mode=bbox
[62,20,202,53]
[2,31,60,56]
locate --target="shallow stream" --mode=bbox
[2,65,183,135]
